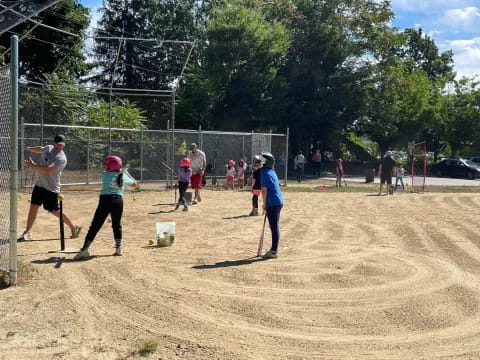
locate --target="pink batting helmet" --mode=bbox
[104,155,122,172]
[180,158,191,167]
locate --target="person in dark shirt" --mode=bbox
[378,151,397,195]
[249,155,262,216]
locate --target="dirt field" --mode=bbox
[2,186,480,359]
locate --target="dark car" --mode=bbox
[430,159,480,179]
[463,156,480,164]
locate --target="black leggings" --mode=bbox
[81,195,123,250]
[266,204,283,252]
[178,181,189,205]
[252,194,259,208]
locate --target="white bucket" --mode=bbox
[184,191,192,205]
[156,222,176,246]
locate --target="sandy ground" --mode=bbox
[2,187,480,359]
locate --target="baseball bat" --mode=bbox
[257,213,267,257]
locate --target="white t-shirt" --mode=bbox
[36,145,67,193]
[188,149,206,174]
[226,166,236,177]
[294,154,306,167]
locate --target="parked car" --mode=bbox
[430,159,480,179]
[462,156,480,164]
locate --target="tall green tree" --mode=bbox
[441,78,480,157]
[265,0,397,154]
[0,0,90,81]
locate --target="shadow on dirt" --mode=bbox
[192,257,266,269]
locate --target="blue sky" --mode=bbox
[79,0,480,79]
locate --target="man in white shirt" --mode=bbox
[294,150,306,182]
[188,143,206,204]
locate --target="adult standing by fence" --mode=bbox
[17,135,82,241]
[312,150,322,178]
[188,143,206,204]
[294,151,306,182]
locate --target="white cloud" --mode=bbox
[440,7,480,32]
[444,37,480,79]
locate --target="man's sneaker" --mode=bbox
[183,206,188,212]
[192,200,198,205]
[17,231,31,242]
[73,248,90,260]
[70,226,82,239]
[174,203,180,211]
[263,249,278,259]
[113,247,123,256]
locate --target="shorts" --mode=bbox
[226,175,234,184]
[190,173,203,189]
[380,173,392,185]
[251,189,261,196]
[336,168,344,176]
[31,185,59,211]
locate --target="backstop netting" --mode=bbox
[411,141,427,192]
[0,66,11,277]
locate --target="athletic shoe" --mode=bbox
[73,248,90,260]
[17,231,31,242]
[192,200,198,205]
[113,247,123,256]
[70,226,82,239]
[174,203,180,211]
[197,195,202,202]
[263,249,278,259]
[183,206,188,212]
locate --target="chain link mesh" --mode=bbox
[20,125,287,187]
[0,66,11,273]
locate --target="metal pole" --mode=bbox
[108,91,112,154]
[198,125,202,149]
[166,119,170,185]
[140,126,144,182]
[242,135,245,159]
[86,129,90,185]
[20,116,24,187]
[284,128,289,186]
[171,89,176,188]
[40,88,44,144]
[9,35,19,285]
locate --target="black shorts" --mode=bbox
[31,185,59,211]
[380,173,392,185]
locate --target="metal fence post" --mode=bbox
[284,128,289,186]
[86,128,90,185]
[9,35,19,286]
[40,88,44,144]
[140,126,144,182]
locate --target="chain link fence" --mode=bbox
[0,66,11,277]
[20,124,288,188]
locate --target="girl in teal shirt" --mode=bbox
[75,156,137,260]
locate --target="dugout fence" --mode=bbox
[0,36,18,286]
[19,123,288,187]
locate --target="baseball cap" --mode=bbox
[54,134,66,146]
[386,151,393,156]
[190,143,197,149]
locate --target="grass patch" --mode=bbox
[137,339,158,356]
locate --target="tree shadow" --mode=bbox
[18,238,59,243]
[192,256,265,269]
[152,203,176,207]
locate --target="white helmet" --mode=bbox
[260,152,275,168]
